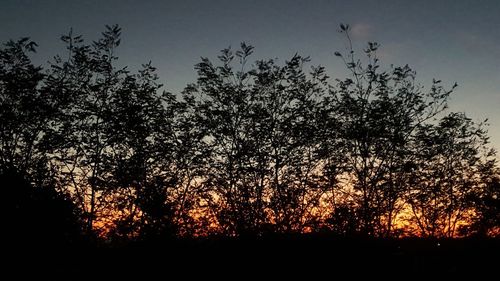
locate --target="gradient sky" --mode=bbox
[1,0,499,153]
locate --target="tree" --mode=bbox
[184,43,335,235]
[470,169,500,237]
[324,24,460,236]
[106,62,189,240]
[44,25,130,235]
[3,23,499,240]
[0,37,50,183]
[184,44,270,235]
[408,113,498,237]
[44,26,192,240]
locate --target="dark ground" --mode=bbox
[6,234,499,279]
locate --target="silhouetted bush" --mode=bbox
[1,166,84,248]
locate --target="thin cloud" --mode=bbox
[350,23,373,40]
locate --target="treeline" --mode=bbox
[1,25,499,243]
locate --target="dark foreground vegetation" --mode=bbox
[4,161,497,277]
[7,234,500,278]
[2,24,499,275]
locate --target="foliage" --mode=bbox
[1,24,498,240]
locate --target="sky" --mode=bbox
[1,0,499,153]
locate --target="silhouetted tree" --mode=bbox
[469,169,500,237]
[43,25,128,235]
[0,38,51,184]
[44,26,189,239]
[2,24,499,241]
[184,43,334,235]
[106,62,195,240]
[184,44,270,235]
[328,24,454,236]
[408,113,498,237]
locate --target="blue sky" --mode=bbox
[1,0,499,153]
